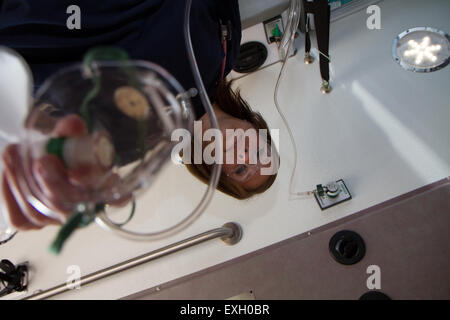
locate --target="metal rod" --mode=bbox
[24,222,242,300]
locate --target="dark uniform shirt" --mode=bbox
[0,0,242,118]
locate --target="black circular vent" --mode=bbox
[360,291,391,300]
[329,230,366,265]
[233,41,268,74]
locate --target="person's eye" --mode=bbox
[235,165,247,175]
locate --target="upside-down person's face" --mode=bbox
[200,107,277,191]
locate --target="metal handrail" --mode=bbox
[24,222,242,300]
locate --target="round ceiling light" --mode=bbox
[393,27,450,73]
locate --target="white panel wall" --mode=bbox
[239,0,290,28]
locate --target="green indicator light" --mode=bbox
[272,24,283,38]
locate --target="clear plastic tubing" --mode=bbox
[274,0,314,198]
[279,0,301,60]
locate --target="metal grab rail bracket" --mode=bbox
[24,222,243,300]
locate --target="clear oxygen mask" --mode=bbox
[0,47,218,253]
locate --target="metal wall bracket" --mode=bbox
[301,0,332,93]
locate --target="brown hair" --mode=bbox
[185,80,278,200]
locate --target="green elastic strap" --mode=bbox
[272,24,283,38]
[80,47,131,131]
[83,46,130,67]
[49,210,88,255]
[46,137,66,163]
[49,201,138,254]
[49,203,105,255]
[113,200,136,228]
